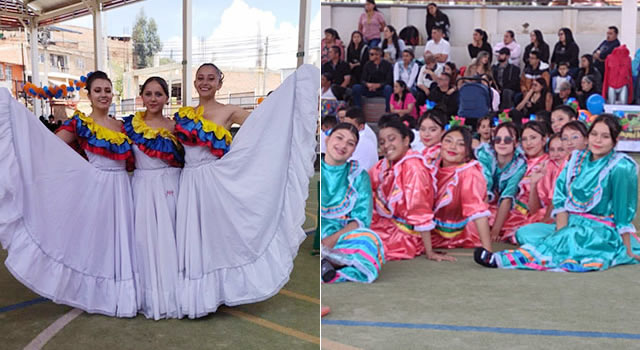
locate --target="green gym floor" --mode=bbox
[321,155,640,350]
[0,174,320,350]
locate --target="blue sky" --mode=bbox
[64,0,320,42]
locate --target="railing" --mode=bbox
[322,0,624,6]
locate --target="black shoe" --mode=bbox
[321,258,337,282]
[474,247,497,268]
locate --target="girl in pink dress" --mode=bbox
[390,80,417,120]
[369,115,453,262]
[431,126,494,251]
[415,110,447,165]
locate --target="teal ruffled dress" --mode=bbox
[321,159,385,283]
[496,150,640,272]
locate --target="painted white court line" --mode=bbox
[23,308,83,350]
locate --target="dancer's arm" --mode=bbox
[230,106,251,125]
[322,221,359,249]
[421,230,456,262]
[623,234,640,261]
[473,216,493,252]
[491,198,511,241]
[555,212,568,231]
[56,129,77,145]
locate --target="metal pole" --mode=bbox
[182,0,192,106]
[621,0,637,56]
[29,22,41,117]
[92,1,105,71]
[296,0,311,67]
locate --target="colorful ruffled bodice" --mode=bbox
[122,112,184,168]
[421,143,441,167]
[369,150,435,232]
[58,110,134,171]
[174,106,232,158]
[321,159,372,237]
[475,143,527,205]
[553,150,638,235]
[513,153,550,214]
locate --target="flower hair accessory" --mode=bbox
[578,110,595,126]
[497,109,512,125]
[419,100,437,115]
[565,97,579,113]
[444,116,465,131]
[521,114,537,125]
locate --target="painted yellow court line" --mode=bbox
[223,308,320,345]
[24,308,83,350]
[321,338,364,350]
[279,289,320,305]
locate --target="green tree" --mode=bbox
[132,9,162,68]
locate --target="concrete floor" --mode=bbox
[0,175,320,350]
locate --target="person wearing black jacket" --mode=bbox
[468,28,493,62]
[352,47,394,112]
[426,3,450,41]
[492,47,521,110]
[551,27,580,73]
[346,31,369,87]
[522,30,550,67]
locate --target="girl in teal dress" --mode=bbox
[476,114,640,271]
[473,122,527,241]
[322,123,385,283]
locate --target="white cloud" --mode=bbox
[158,0,319,70]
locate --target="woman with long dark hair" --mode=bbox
[380,25,406,63]
[576,54,602,93]
[347,31,370,86]
[390,80,417,120]
[551,27,580,72]
[321,123,385,283]
[321,28,345,65]
[522,29,550,66]
[426,2,450,41]
[468,28,492,62]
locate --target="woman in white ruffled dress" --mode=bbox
[0,71,137,317]
[174,64,319,318]
[122,77,184,320]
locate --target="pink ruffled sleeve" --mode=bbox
[460,165,489,218]
[399,158,435,231]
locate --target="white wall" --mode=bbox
[322,3,640,67]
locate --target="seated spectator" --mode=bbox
[347,31,370,87]
[426,3,450,41]
[480,74,501,112]
[322,45,351,100]
[552,81,576,107]
[576,54,602,93]
[514,77,552,123]
[551,62,574,94]
[468,28,492,62]
[424,26,450,68]
[351,47,394,112]
[493,30,521,67]
[428,72,459,117]
[340,107,379,171]
[522,30,550,67]
[492,47,521,110]
[444,62,458,82]
[321,72,337,100]
[464,51,491,77]
[380,25,406,64]
[414,53,442,108]
[390,80,418,120]
[593,26,620,77]
[520,51,550,96]
[550,28,579,74]
[577,75,599,110]
[358,0,386,48]
[321,28,345,65]
[394,49,420,89]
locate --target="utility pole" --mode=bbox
[263,36,268,95]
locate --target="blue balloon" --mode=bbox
[67,86,74,92]
[586,94,605,115]
[55,90,62,98]
[80,75,87,83]
[43,86,49,92]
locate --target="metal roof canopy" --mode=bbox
[0,0,143,28]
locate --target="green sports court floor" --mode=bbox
[321,155,640,350]
[0,174,320,350]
